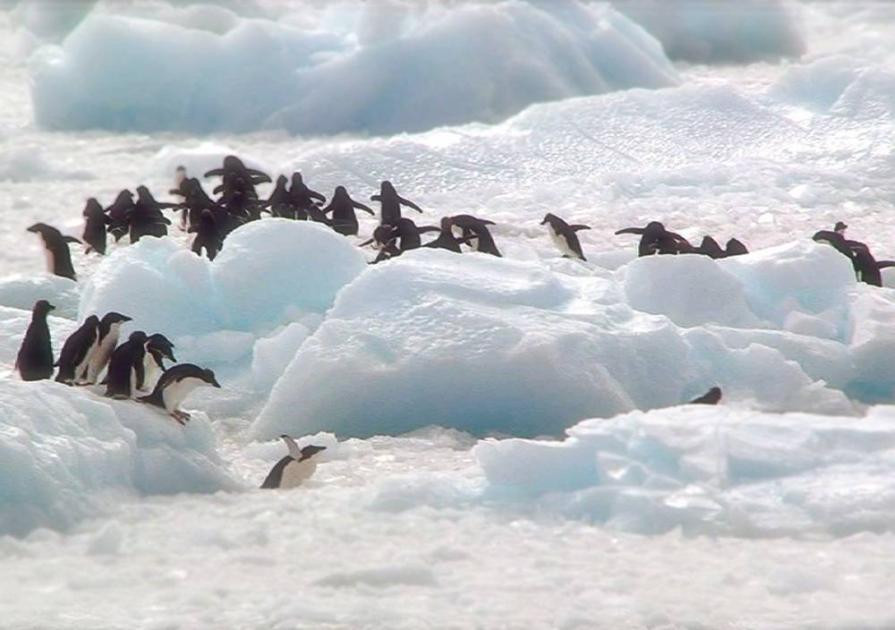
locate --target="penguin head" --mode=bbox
[644,221,666,236]
[291,172,304,186]
[540,213,558,227]
[147,334,176,362]
[33,300,55,316]
[299,445,327,461]
[128,330,148,344]
[440,216,453,231]
[834,221,848,234]
[26,222,51,236]
[84,198,104,217]
[334,185,348,198]
[115,190,134,203]
[381,180,396,195]
[223,155,243,172]
[200,368,221,388]
[84,314,100,328]
[102,312,132,327]
[276,174,287,186]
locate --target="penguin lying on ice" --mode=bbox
[138,363,221,424]
[261,435,327,489]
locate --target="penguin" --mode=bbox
[190,209,223,261]
[137,363,221,424]
[260,435,327,489]
[15,300,55,381]
[288,172,326,220]
[263,174,295,219]
[541,213,589,261]
[694,236,749,259]
[812,230,895,287]
[139,333,176,391]
[104,331,148,399]
[450,215,501,257]
[689,387,722,405]
[105,190,135,242]
[88,312,132,384]
[423,217,470,253]
[175,178,223,233]
[724,238,749,257]
[82,198,109,255]
[55,315,100,385]
[615,221,691,257]
[27,223,80,280]
[127,186,173,242]
[205,155,271,187]
[371,181,423,225]
[323,186,376,236]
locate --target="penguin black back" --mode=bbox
[16,300,55,381]
[104,331,147,399]
[55,315,100,385]
[82,199,109,255]
[689,387,722,405]
[27,223,79,280]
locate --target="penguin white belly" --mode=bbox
[548,227,576,258]
[142,354,159,390]
[75,337,100,383]
[279,459,318,489]
[161,377,205,412]
[88,334,116,383]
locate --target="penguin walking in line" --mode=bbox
[261,436,327,489]
[323,186,376,236]
[104,330,147,399]
[15,300,55,381]
[615,221,691,256]
[138,364,221,424]
[55,315,100,385]
[541,213,589,261]
[27,223,80,280]
[190,209,223,261]
[372,181,423,225]
[87,312,132,384]
[450,214,501,257]
[82,198,109,255]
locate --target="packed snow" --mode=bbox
[2,1,895,627]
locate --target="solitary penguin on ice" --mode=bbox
[138,363,221,424]
[260,435,327,489]
[55,315,100,385]
[15,300,55,381]
[541,213,589,261]
[87,312,132,384]
[104,330,148,399]
[689,387,722,405]
[27,223,80,280]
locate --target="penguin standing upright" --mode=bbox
[27,223,80,280]
[138,363,221,423]
[105,190,135,242]
[288,173,326,220]
[55,315,100,385]
[88,312,132,384]
[263,175,295,218]
[15,300,55,381]
[82,199,109,255]
[190,209,223,261]
[139,333,176,391]
[323,186,376,236]
[127,186,174,242]
[541,213,589,261]
[104,331,148,399]
[261,436,327,489]
[372,181,422,225]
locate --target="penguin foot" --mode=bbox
[171,410,191,425]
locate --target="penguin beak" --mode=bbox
[211,377,221,388]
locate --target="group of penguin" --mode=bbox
[14,302,219,423]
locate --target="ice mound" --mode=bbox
[252,246,860,440]
[475,404,895,537]
[30,3,678,135]
[0,145,93,182]
[0,379,236,537]
[615,0,804,64]
[0,274,80,319]
[79,220,366,338]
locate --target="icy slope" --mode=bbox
[0,379,236,537]
[30,2,678,135]
[477,404,895,536]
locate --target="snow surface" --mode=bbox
[2,1,895,627]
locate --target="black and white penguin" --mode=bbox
[139,333,176,391]
[137,363,221,424]
[104,331,148,399]
[615,221,691,257]
[105,190,135,242]
[15,300,55,381]
[289,172,326,220]
[541,213,589,261]
[87,312,132,384]
[27,223,80,280]
[450,214,501,257]
[812,230,895,287]
[82,198,109,255]
[190,209,223,261]
[371,181,423,225]
[323,186,376,236]
[260,435,327,489]
[55,315,100,385]
[689,387,722,405]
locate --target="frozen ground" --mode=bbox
[2,1,895,628]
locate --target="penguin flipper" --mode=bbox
[204,168,225,178]
[877,261,895,269]
[64,236,82,244]
[570,224,591,231]
[354,202,376,215]
[615,227,645,236]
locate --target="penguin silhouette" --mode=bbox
[27,223,79,280]
[616,221,691,256]
[289,173,326,220]
[16,300,55,381]
[55,315,100,385]
[371,181,422,225]
[82,198,109,255]
[323,186,376,236]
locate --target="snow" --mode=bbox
[2,1,895,626]
[30,3,679,135]
[0,379,236,537]
[476,404,895,536]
